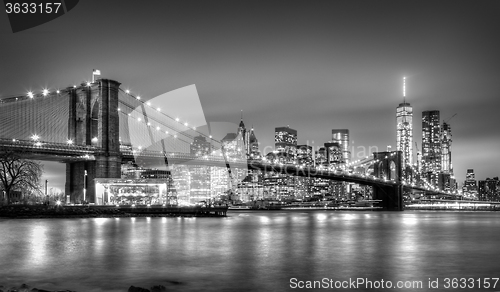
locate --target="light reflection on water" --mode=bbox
[1,211,500,292]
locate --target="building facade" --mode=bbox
[422,110,441,186]
[396,102,413,167]
[275,126,298,164]
[331,129,351,164]
[441,122,453,174]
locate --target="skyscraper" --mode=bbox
[422,110,441,186]
[331,129,350,163]
[396,77,413,167]
[463,169,478,198]
[189,135,212,203]
[275,126,297,164]
[237,116,250,156]
[190,135,211,156]
[441,121,453,174]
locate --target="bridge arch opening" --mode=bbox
[90,100,99,144]
[389,161,397,180]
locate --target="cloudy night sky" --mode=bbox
[1,0,499,191]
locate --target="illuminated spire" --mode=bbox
[403,76,406,103]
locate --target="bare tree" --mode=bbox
[0,152,43,205]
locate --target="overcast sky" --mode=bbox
[1,0,499,191]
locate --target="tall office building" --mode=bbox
[190,135,211,156]
[297,145,313,166]
[331,129,350,163]
[396,106,413,166]
[478,177,499,201]
[248,127,260,159]
[422,110,441,186]
[396,77,413,167]
[237,116,251,156]
[441,122,453,174]
[189,135,212,203]
[463,169,478,198]
[275,126,297,164]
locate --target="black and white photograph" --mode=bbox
[1,1,500,291]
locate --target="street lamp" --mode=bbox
[83,170,87,203]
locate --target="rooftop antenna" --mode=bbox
[403,76,406,103]
[240,110,243,120]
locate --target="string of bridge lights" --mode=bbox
[118,88,220,146]
[8,82,220,149]
[9,83,458,196]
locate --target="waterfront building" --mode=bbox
[463,169,478,199]
[478,177,499,201]
[422,110,441,186]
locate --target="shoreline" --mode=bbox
[0,205,228,219]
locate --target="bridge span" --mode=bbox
[0,79,453,210]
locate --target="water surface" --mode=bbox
[1,211,499,291]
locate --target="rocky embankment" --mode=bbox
[0,284,169,292]
[0,205,227,218]
[0,206,127,218]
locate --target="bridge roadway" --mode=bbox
[0,139,448,196]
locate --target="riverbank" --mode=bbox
[0,205,228,218]
[0,283,168,292]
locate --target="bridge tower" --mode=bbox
[372,151,404,211]
[65,79,122,203]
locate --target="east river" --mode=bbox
[1,211,500,292]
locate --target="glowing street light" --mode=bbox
[67,139,73,145]
[42,89,49,96]
[31,134,40,141]
[27,91,34,98]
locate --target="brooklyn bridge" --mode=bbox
[0,79,457,211]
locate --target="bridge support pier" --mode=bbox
[65,79,122,204]
[66,161,95,203]
[373,184,403,211]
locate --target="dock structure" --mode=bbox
[115,205,228,217]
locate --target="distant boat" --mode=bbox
[228,205,251,210]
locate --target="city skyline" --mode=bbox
[1,0,499,190]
